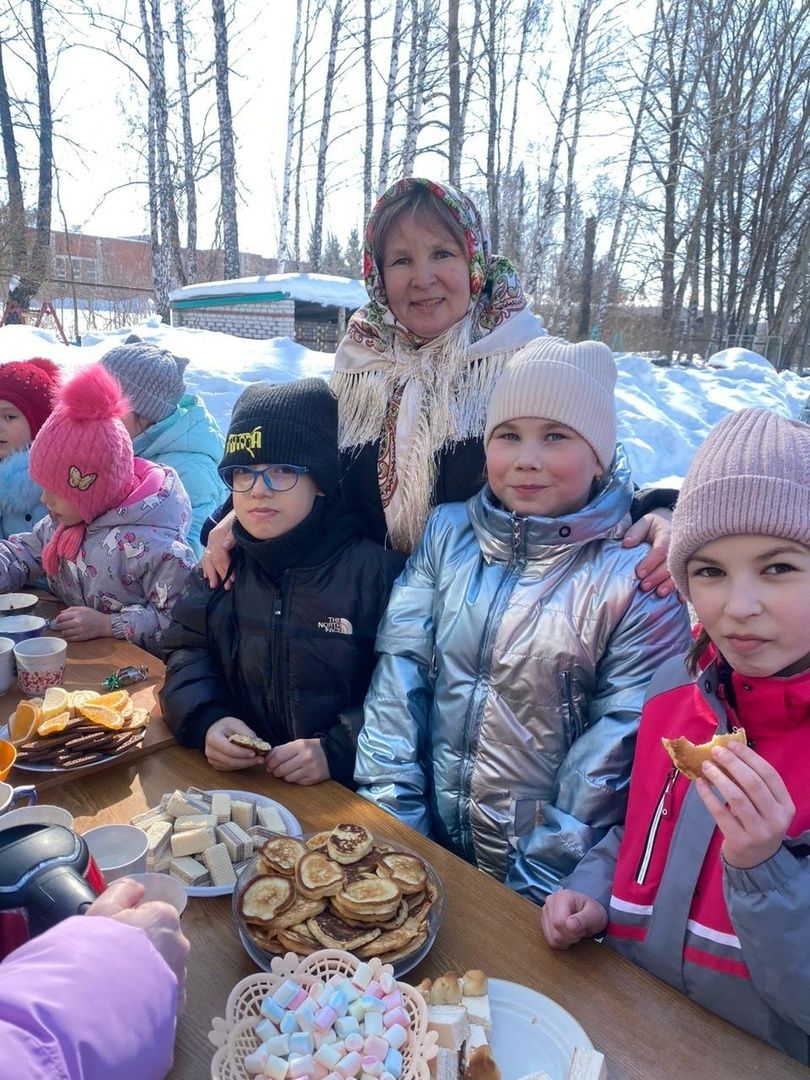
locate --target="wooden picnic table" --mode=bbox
[42,745,809,1080]
[2,592,174,792]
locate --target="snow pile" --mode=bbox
[0,323,806,488]
[169,272,367,309]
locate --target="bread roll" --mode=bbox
[662,728,747,781]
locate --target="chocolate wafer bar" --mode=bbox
[169,856,210,887]
[215,820,253,862]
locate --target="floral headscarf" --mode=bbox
[332,177,544,551]
[345,177,528,355]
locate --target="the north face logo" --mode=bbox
[317,617,353,634]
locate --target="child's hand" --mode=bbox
[201,510,236,590]
[541,889,608,949]
[55,606,112,641]
[696,740,795,869]
[204,716,266,771]
[266,739,330,785]
[623,509,679,598]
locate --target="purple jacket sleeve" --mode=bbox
[0,915,178,1080]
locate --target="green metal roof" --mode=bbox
[170,291,288,311]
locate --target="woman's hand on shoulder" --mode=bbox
[266,738,330,786]
[204,716,266,771]
[200,509,237,589]
[541,889,608,950]
[622,508,679,598]
[696,740,795,869]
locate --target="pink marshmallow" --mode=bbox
[360,1059,383,1078]
[379,973,395,994]
[363,1036,389,1060]
[288,988,309,1011]
[315,1006,338,1031]
[289,1055,315,1079]
[343,1033,364,1053]
[312,1066,329,1080]
[382,1006,409,1030]
[365,981,382,998]
[381,991,402,1011]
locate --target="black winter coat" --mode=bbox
[160,515,404,786]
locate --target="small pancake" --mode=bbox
[238,875,294,924]
[304,830,333,851]
[228,732,272,753]
[338,876,401,908]
[365,926,429,964]
[306,911,382,951]
[264,895,326,932]
[377,852,427,894]
[662,728,747,781]
[277,923,321,953]
[327,823,374,864]
[296,851,345,899]
[354,916,422,957]
[259,835,308,875]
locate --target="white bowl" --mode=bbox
[0,594,39,614]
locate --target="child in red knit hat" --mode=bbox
[0,363,196,650]
[0,358,61,540]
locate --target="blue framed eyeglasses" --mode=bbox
[219,464,309,493]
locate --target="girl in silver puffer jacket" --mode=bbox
[355,337,691,902]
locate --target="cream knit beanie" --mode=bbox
[669,408,810,599]
[484,336,617,469]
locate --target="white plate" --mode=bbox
[0,593,39,614]
[489,978,594,1080]
[0,721,132,774]
[173,789,302,898]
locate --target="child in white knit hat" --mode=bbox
[355,335,691,901]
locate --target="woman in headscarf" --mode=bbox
[202,177,675,590]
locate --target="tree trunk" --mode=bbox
[448,0,461,187]
[278,0,303,271]
[363,0,374,220]
[309,0,343,271]
[0,41,27,310]
[139,0,170,318]
[485,0,499,249]
[576,215,597,340]
[150,0,185,292]
[293,0,314,268]
[174,0,198,282]
[378,0,405,194]
[212,0,240,278]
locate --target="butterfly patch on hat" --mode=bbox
[68,465,97,492]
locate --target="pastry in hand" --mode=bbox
[662,728,747,781]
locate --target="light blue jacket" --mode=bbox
[355,447,692,900]
[132,394,225,556]
[0,449,47,540]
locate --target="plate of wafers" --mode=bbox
[131,787,303,898]
[232,823,445,977]
[2,686,151,771]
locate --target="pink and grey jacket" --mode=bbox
[0,458,196,648]
[564,653,810,1063]
[0,915,178,1079]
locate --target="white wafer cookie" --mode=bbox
[173,813,218,832]
[169,856,209,886]
[202,842,237,886]
[170,825,216,857]
[231,799,256,831]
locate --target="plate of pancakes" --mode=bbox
[232,822,445,977]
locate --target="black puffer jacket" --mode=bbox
[160,507,404,786]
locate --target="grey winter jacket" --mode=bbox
[0,459,196,648]
[355,448,692,900]
[0,448,47,540]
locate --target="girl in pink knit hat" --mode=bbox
[544,407,810,1064]
[0,364,196,650]
[0,358,60,540]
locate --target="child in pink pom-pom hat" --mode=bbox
[0,363,196,650]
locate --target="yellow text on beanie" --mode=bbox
[484,336,617,470]
[669,408,810,599]
[29,364,136,522]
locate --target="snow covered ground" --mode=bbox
[0,319,806,488]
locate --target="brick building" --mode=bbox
[169,273,367,352]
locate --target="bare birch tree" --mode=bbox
[309,0,343,271]
[212,0,240,277]
[378,0,405,194]
[174,0,197,282]
[278,0,303,271]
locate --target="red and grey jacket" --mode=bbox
[564,653,810,1064]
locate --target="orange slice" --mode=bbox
[70,690,101,711]
[41,686,71,720]
[8,701,40,744]
[76,703,126,730]
[92,690,130,713]
[37,710,73,736]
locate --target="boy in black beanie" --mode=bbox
[160,379,404,786]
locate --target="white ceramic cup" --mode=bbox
[0,614,47,644]
[0,779,37,814]
[82,824,149,882]
[0,636,14,695]
[127,871,188,915]
[13,636,68,696]
[0,803,73,832]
